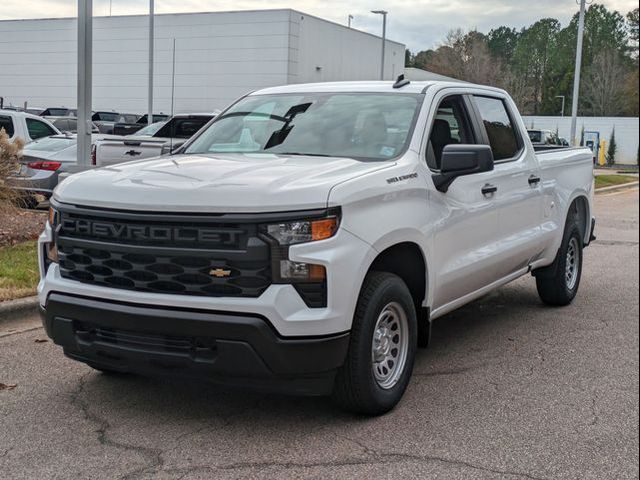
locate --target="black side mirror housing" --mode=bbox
[432,144,494,192]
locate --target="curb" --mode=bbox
[595,181,639,195]
[0,296,39,324]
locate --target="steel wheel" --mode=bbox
[371,302,409,390]
[565,237,580,290]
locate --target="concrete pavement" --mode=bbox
[1,189,638,480]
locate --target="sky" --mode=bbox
[0,0,637,51]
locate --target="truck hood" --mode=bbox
[54,153,394,212]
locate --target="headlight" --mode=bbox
[265,217,339,246]
[262,212,339,296]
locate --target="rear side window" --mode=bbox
[474,96,521,161]
[0,115,15,137]
[26,118,57,140]
[156,117,211,139]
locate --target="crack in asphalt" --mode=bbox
[162,434,549,480]
[68,373,165,480]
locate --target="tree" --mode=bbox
[512,19,561,114]
[582,50,628,116]
[607,128,617,166]
[487,26,520,62]
[404,49,414,67]
[626,8,639,59]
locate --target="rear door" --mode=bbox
[424,92,504,309]
[471,94,544,276]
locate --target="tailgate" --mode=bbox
[95,139,167,166]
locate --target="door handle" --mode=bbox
[481,184,498,196]
[528,175,541,186]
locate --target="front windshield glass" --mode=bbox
[135,121,165,136]
[185,93,422,161]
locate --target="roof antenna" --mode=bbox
[393,74,410,89]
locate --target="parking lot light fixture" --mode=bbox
[371,10,388,80]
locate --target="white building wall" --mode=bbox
[0,10,293,113]
[0,10,406,115]
[287,11,405,84]
[523,116,639,165]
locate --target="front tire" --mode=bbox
[332,272,417,415]
[535,219,583,306]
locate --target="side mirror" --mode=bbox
[432,144,494,193]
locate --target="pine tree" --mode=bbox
[606,128,617,166]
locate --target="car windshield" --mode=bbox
[185,93,422,161]
[24,136,75,152]
[134,121,166,136]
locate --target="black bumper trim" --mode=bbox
[41,293,350,395]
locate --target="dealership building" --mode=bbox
[0,9,405,113]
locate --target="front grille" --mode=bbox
[56,207,272,298]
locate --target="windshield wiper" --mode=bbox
[276,152,333,157]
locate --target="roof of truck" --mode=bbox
[252,80,504,96]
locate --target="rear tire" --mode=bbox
[535,218,583,306]
[332,272,417,415]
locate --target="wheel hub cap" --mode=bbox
[371,302,409,390]
[565,237,580,290]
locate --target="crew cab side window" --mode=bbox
[426,95,476,170]
[473,96,522,161]
[26,118,56,140]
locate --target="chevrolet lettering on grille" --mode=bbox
[60,218,240,246]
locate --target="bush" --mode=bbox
[0,128,24,213]
[606,128,617,166]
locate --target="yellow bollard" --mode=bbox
[599,139,607,166]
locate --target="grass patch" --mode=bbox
[595,174,638,189]
[0,241,39,301]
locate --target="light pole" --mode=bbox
[371,10,387,80]
[147,0,154,125]
[555,95,566,117]
[77,0,92,168]
[570,0,587,145]
[348,14,354,28]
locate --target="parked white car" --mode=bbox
[0,109,61,143]
[38,79,595,415]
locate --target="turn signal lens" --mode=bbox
[311,218,338,241]
[48,206,57,226]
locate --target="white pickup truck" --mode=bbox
[38,79,595,415]
[93,113,216,167]
[0,109,60,143]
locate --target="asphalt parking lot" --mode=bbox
[1,189,638,480]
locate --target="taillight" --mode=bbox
[91,144,97,165]
[27,161,62,171]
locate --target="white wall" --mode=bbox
[288,11,405,84]
[523,116,639,165]
[0,10,293,113]
[0,9,406,115]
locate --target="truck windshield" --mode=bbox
[185,93,422,161]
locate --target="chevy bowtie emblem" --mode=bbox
[209,268,231,278]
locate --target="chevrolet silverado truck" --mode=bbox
[94,113,217,167]
[38,79,595,415]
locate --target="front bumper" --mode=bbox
[40,293,350,395]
